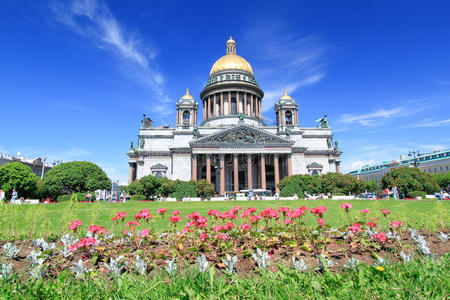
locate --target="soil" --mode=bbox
[1,229,448,278]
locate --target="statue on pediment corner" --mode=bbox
[141,114,153,128]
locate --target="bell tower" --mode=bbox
[274,89,299,129]
[176,88,198,128]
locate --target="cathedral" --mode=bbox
[127,37,341,195]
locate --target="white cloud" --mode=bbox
[411,119,450,127]
[49,0,172,116]
[339,108,403,127]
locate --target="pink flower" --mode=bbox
[87,225,108,235]
[171,210,181,216]
[212,225,223,232]
[200,232,208,242]
[157,208,167,214]
[278,207,290,217]
[241,207,256,218]
[284,218,293,225]
[112,212,127,222]
[348,222,361,233]
[361,209,370,214]
[250,215,262,224]
[215,233,229,240]
[380,209,390,217]
[141,229,150,237]
[69,220,82,231]
[390,220,402,228]
[260,207,280,219]
[372,232,387,243]
[70,237,97,252]
[340,202,352,210]
[169,215,182,224]
[239,223,251,231]
[126,221,140,227]
[317,218,325,226]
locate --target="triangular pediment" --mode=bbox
[190,124,294,148]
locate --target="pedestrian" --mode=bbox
[384,187,390,200]
[10,189,18,204]
[392,186,398,200]
[0,189,4,204]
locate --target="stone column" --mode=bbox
[250,94,254,116]
[219,155,225,195]
[244,93,247,115]
[128,162,135,183]
[260,154,266,191]
[207,97,211,118]
[274,154,280,193]
[203,100,205,121]
[228,91,232,115]
[236,91,240,113]
[176,109,179,124]
[206,154,211,183]
[233,154,239,192]
[294,110,298,125]
[247,154,252,189]
[287,154,292,177]
[214,94,217,117]
[192,154,198,181]
[336,161,341,174]
[220,92,224,115]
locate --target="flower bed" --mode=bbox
[1,204,448,279]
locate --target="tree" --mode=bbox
[279,182,302,197]
[278,174,322,195]
[435,173,450,190]
[381,167,439,196]
[172,181,197,199]
[364,180,379,192]
[158,177,178,197]
[0,162,39,200]
[127,180,145,196]
[42,161,111,198]
[139,175,161,199]
[196,179,215,198]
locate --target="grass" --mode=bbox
[1,255,448,299]
[0,199,449,240]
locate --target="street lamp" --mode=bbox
[408,150,421,167]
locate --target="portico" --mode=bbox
[190,123,294,195]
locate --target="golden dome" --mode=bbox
[210,36,254,76]
[280,89,293,100]
[181,88,194,100]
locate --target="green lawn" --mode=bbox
[0,199,449,239]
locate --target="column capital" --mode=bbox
[246,154,252,160]
[273,153,279,159]
[233,153,239,158]
[219,153,225,160]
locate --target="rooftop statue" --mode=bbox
[141,114,153,128]
[316,114,329,128]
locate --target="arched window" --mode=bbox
[285,111,293,125]
[311,170,319,176]
[231,97,237,114]
[183,111,190,125]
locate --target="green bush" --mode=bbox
[280,182,302,197]
[172,181,197,200]
[130,194,147,201]
[382,167,439,196]
[57,192,91,202]
[407,191,426,198]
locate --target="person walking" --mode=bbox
[0,189,4,204]
[392,186,398,200]
[384,187,390,200]
[10,189,18,204]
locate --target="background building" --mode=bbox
[349,149,450,185]
[0,152,60,178]
[127,37,342,195]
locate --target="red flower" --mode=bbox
[69,237,97,252]
[284,218,293,225]
[380,209,390,217]
[278,206,290,217]
[200,232,208,242]
[157,208,167,214]
[112,211,127,222]
[250,215,262,224]
[348,222,361,233]
[260,207,280,219]
[169,215,182,223]
[310,206,328,217]
[372,232,387,243]
[141,229,150,237]
[361,209,370,214]
[87,225,109,235]
[171,210,181,216]
[366,221,377,228]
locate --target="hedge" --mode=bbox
[407,191,427,198]
[130,194,147,201]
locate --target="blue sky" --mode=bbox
[1,0,449,183]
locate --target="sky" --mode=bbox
[1,0,449,184]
